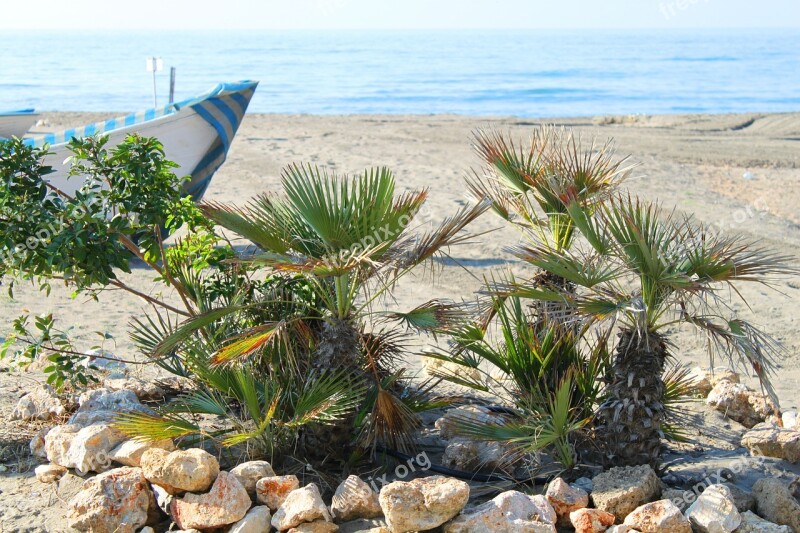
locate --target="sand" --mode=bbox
[1,111,800,530]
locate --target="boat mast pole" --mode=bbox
[146,57,163,108]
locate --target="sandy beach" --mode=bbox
[2,111,800,530]
[5,111,800,398]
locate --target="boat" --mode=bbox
[0,108,38,139]
[22,80,258,202]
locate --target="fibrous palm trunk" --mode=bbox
[597,329,668,467]
[301,317,364,459]
[529,270,581,335]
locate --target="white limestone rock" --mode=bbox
[685,484,741,533]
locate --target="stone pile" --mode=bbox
[25,374,800,533]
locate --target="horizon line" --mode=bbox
[3,26,800,31]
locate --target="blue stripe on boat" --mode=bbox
[229,93,248,112]
[17,81,258,203]
[192,104,230,149]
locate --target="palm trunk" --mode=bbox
[301,317,363,459]
[529,270,578,333]
[597,329,668,466]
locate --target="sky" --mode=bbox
[1,0,799,30]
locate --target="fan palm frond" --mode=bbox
[509,244,619,288]
[209,322,283,366]
[386,300,468,334]
[661,364,697,442]
[290,370,366,427]
[114,412,202,442]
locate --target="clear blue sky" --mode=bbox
[2,0,798,29]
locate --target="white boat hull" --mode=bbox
[0,112,38,139]
[43,108,219,199]
[22,81,258,202]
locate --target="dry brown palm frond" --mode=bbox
[543,129,633,207]
[390,199,491,272]
[357,388,421,453]
[681,313,781,403]
[359,328,412,376]
[464,169,527,225]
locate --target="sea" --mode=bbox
[1,29,799,116]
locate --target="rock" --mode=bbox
[140,447,219,493]
[443,490,557,533]
[441,437,513,472]
[76,387,142,412]
[607,526,640,533]
[706,381,775,428]
[289,520,340,532]
[736,510,793,532]
[139,527,155,533]
[151,483,173,514]
[11,384,66,421]
[83,348,127,372]
[379,476,469,533]
[271,483,333,531]
[783,411,798,429]
[229,505,272,533]
[35,464,68,483]
[47,423,126,473]
[170,471,251,530]
[723,483,755,513]
[336,518,389,532]
[741,423,800,463]
[685,484,741,533]
[690,367,740,396]
[256,474,301,510]
[331,475,382,522]
[591,465,661,520]
[752,478,800,531]
[573,477,594,494]
[435,406,507,439]
[70,423,127,474]
[662,488,690,512]
[67,466,156,533]
[546,477,589,525]
[622,499,691,532]
[109,438,175,467]
[230,460,276,499]
[44,424,80,466]
[570,508,616,533]
[103,377,165,401]
[30,426,51,458]
[68,387,151,427]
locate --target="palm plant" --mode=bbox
[469,126,630,253]
[419,128,631,472]
[515,194,794,466]
[427,294,610,417]
[132,163,488,456]
[426,294,612,471]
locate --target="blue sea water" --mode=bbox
[1,29,799,116]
